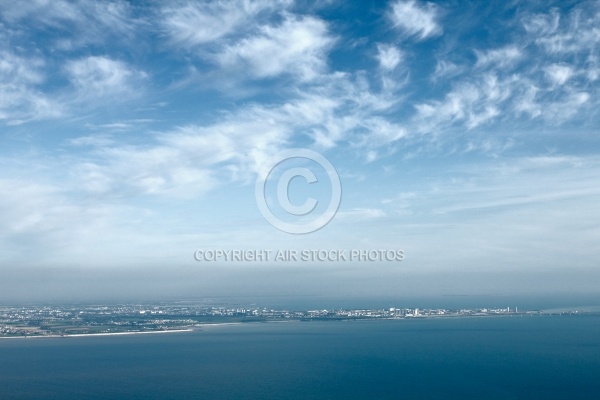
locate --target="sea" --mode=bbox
[1,315,599,399]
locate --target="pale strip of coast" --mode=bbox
[194,320,299,329]
[194,322,244,328]
[0,321,294,339]
[0,329,193,340]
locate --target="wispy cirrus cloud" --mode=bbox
[475,46,523,70]
[544,63,574,86]
[389,0,442,40]
[215,14,335,81]
[523,5,600,55]
[66,56,147,101]
[0,49,62,124]
[376,44,403,71]
[431,60,461,79]
[415,73,514,131]
[69,67,407,198]
[0,2,146,123]
[410,2,599,139]
[160,2,335,89]
[161,0,290,47]
[0,0,139,50]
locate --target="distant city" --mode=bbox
[1,303,596,338]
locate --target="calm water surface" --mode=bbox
[1,315,599,399]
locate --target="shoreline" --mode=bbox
[0,313,581,339]
[0,329,193,340]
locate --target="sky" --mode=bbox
[1,0,599,304]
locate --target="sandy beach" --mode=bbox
[0,329,193,340]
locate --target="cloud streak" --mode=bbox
[389,0,442,40]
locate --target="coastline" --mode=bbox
[0,329,193,340]
[0,313,577,340]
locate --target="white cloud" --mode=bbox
[0,174,202,269]
[390,0,442,40]
[217,15,334,81]
[365,151,378,162]
[376,44,402,70]
[66,56,146,100]
[432,156,600,215]
[75,108,293,197]
[311,114,359,150]
[161,0,289,47]
[418,4,599,134]
[516,5,599,122]
[358,117,407,148]
[0,49,62,124]
[0,179,62,235]
[514,82,541,118]
[0,0,138,50]
[544,63,574,86]
[0,51,44,84]
[544,91,590,122]
[70,70,408,198]
[417,60,592,133]
[0,177,116,252]
[524,6,600,55]
[418,1,600,138]
[585,56,600,81]
[431,60,465,82]
[522,9,560,38]
[336,208,386,221]
[415,73,514,131]
[475,46,523,70]
[513,83,590,124]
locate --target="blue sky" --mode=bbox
[1,0,599,302]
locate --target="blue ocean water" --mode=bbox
[1,315,599,399]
